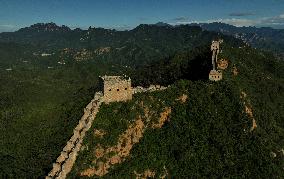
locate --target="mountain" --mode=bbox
[0,22,243,66]
[1,22,284,55]
[0,22,283,178]
[154,22,172,27]
[69,43,284,178]
[3,21,284,56]
[196,22,284,54]
[151,22,284,55]
[18,22,71,33]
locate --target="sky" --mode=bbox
[0,0,284,32]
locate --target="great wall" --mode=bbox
[46,91,103,179]
[46,40,225,178]
[46,78,167,179]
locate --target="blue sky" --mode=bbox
[0,0,284,32]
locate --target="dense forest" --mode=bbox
[69,40,284,178]
[0,23,283,178]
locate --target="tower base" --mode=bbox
[209,70,222,81]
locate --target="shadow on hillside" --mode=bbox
[184,50,212,81]
[130,46,212,87]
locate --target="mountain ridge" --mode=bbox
[0,21,283,178]
[1,22,283,55]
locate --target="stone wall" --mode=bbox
[102,76,132,104]
[133,84,168,94]
[46,84,167,179]
[46,92,104,179]
[209,70,222,82]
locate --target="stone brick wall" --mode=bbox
[209,70,222,81]
[46,83,168,179]
[46,92,104,179]
[133,85,168,94]
[101,76,132,104]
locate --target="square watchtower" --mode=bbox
[100,75,132,104]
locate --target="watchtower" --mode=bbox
[100,75,132,104]
[209,40,223,81]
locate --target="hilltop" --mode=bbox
[69,42,284,178]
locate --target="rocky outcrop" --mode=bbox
[80,118,145,177]
[240,91,257,132]
[94,47,111,55]
[134,169,156,179]
[151,107,172,129]
[217,58,229,70]
[176,94,188,103]
[80,106,171,177]
[46,92,104,179]
[232,65,239,76]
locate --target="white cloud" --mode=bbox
[171,18,258,27]
[0,24,18,32]
[229,12,255,17]
[104,24,132,31]
[216,18,258,27]
[170,13,284,28]
[260,14,284,26]
[1,24,14,27]
[173,17,190,21]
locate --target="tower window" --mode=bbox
[117,89,119,91]
[125,88,128,90]
[109,89,112,91]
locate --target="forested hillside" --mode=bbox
[0,23,243,66]
[0,23,283,178]
[0,23,231,178]
[70,42,284,178]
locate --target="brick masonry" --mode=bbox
[46,92,104,179]
[101,76,132,104]
[209,70,223,81]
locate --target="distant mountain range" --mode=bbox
[0,22,243,66]
[196,22,284,53]
[0,22,283,55]
[18,22,71,33]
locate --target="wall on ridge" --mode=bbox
[46,92,103,179]
[46,84,168,179]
